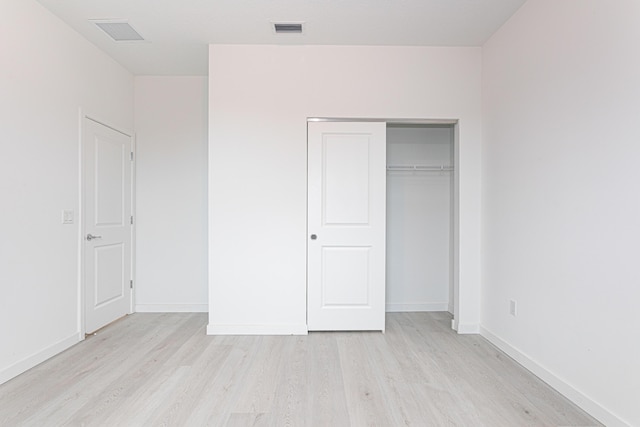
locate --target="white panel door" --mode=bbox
[307,121,386,331]
[83,117,132,333]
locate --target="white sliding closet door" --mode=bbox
[307,121,386,331]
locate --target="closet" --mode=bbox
[386,124,454,314]
[307,120,456,331]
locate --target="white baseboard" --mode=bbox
[0,333,79,385]
[480,326,630,427]
[451,319,480,334]
[135,304,208,313]
[207,323,308,335]
[386,302,449,312]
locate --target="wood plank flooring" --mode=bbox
[0,312,601,426]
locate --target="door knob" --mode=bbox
[86,233,102,241]
[310,234,317,240]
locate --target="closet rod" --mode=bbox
[386,165,453,172]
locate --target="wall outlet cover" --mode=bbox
[509,299,517,316]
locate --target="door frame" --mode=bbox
[78,110,136,338]
[306,117,460,330]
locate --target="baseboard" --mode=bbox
[451,320,480,334]
[386,302,448,312]
[135,304,208,313]
[0,333,79,385]
[207,323,308,335]
[480,326,630,427]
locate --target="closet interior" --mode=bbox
[386,124,454,314]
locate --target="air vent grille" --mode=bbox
[92,21,145,42]
[274,23,304,34]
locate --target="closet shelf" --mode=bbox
[386,165,453,172]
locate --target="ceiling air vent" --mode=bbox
[91,20,145,42]
[273,22,304,34]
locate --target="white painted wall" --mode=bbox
[481,1,640,426]
[0,0,133,384]
[134,76,208,312]
[386,126,452,313]
[208,45,482,334]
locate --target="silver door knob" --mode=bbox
[310,234,317,240]
[86,233,102,241]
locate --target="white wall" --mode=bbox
[209,45,482,334]
[134,76,208,312]
[386,126,452,312]
[481,1,640,425]
[0,0,133,384]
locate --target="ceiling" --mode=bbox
[36,0,527,76]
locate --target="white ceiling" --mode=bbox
[36,0,527,76]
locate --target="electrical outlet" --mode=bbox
[62,210,74,224]
[509,300,517,316]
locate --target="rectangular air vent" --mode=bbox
[92,20,145,42]
[273,22,304,34]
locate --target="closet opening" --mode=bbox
[306,118,459,332]
[385,123,456,318]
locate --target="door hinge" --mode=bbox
[130,151,134,161]
[130,279,133,289]
[130,215,134,225]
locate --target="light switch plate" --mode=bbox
[62,210,74,224]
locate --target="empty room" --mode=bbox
[1,0,638,425]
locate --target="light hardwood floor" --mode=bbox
[0,312,600,426]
